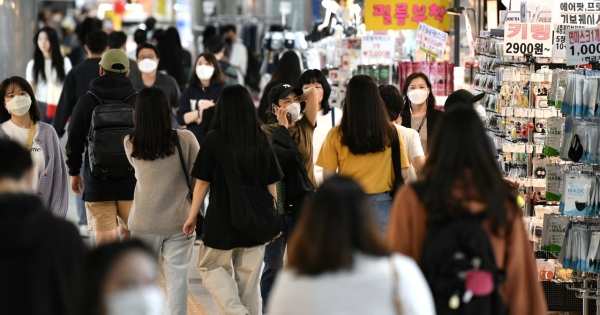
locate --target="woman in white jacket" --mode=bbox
[26,27,72,123]
[267,176,435,315]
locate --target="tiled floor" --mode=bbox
[65,190,219,315]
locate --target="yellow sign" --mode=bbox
[364,0,451,31]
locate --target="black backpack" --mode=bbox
[412,182,508,315]
[86,91,137,180]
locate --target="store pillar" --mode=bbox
[0,0,36,79]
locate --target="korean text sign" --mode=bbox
[364,0,450,31]
[552,0,600,26]
[503,23,553,57]
[566,27,600,66]
[361,34,396,59]
[414,23,448,58]
[554,24,587,59]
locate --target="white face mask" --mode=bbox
[196,65,214,81]
[5,95,32,116]
[407,89,429,106]
[106,285,164,315]
[287,102,301,122]
[138,58,158,74]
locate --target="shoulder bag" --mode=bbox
[174,131,194,203]
[215,132,282,243]
[391,129,405,197]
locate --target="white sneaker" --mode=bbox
[79,225,90,238]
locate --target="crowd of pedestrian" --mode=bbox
[0,15,548,315]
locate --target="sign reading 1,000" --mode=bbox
[566,27,600,66]
[570,43,600,56]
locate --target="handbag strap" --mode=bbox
[331,107,335,127]
[391,128,404,191]
[174,131,192,191]
[390,257,403,315]
[25,121,36,152]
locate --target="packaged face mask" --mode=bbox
[561,173,593,216]
[544,117,564,157]
[568,134,584,162]
[587,126,599,164]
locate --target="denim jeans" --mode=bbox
[134,231,195,315]
[369,193,393,232]
[260,212,293,313]
[77,159,87,226]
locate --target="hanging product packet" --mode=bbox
[575,75,586,117]
[546,164,563,202]
[589,126,600,164]
[542,215,569,254]
[559,221,573,268]
[587,231,600,272]
[560,173,593,216]
[560,74,575,116]
[544,117,563,156]
[560,116,575,160]
[579,226,591,271]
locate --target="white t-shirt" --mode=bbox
[394,124,425,183]
[1,121,45,190]
[267,252,436,315]
[26,57,72,104]
[313,107,342,185]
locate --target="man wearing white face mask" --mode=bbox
[260,83,319,312]
[131,43,180,126]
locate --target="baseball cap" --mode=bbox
[268,83,303,106]
[99,49,130,74]
[444,89,486,107]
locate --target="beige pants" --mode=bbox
[198,243,266,315]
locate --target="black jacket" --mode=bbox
[267,126,314,200]
[66,72,138,202]
[0,193,86,315]
[400,107,444,152]
[53,58,102,138]
[177,82,225,143]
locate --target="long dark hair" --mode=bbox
[188,53,226,87]
[32,27,66,84]
[401,72,436,112]
[422,107,515,233]
[297,69,332,115]
[288,176,390,275]
[127,87,176,161]
[379,84,403,122]
[261,51,302,122]
[211,85,273,179]
[340,75,396,154]
[77,240,156,315]
[157,27,185,84]
[0,77,42,123]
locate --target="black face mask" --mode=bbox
[225,37,233,45]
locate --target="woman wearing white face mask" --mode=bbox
[177,53,226,144]
[79,240,164,315]
[0,76,68,218]
[131,43,181,128]
[400,72,444,155]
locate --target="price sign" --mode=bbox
[414,22,448,58]
[361,34,396,59]
[553,24,588,58]
[566,27,600,66]
[504,23,553,57]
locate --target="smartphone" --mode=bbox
[272,105,292,124]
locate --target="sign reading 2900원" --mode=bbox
[503,23,553,57]
[364,0,450,31]
[566,27,600,66]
